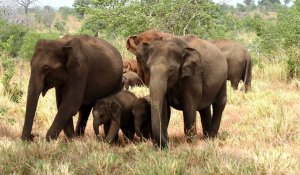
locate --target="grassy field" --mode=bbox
[0,50,300,174]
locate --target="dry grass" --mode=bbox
[0,55,299,174]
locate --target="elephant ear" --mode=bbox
[126,36,138,54]
[136,42,150,66]
[62,38,82,72]
[109,100,121,125]
[180,48,203,78]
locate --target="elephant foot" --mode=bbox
[46,131,60,141]
[153,137,168,149]
[75,129,85,137]
[186,133,197,143]
[21,133,35,141]
[245,85,251,93]
[208,131,218,139]
[184,126,197,143]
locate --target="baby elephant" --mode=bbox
[92,90,137,143]
[132,95,153,140]
[123,71,144,90]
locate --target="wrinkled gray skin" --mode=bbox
[92,90,136,143]
[210,40,252,92]
[132,95,153,140]
[136,36,228,148]
[123,71,144,90]
[21,35,123,141]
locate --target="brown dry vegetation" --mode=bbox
[0,37,299,174]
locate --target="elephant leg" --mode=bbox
[161,98,170,141]
[75,105,92,136]
[105,120,120,144]
[55,87,75,138]
[183,100,197,142]
[63,119,75,138]
[230,79,239,90]
[46,87,84,140]
[209,82,227,138]
[122,127,135,141]
[104,122,110,136]
[199,107,212,138]
[158,103,171,142]
[183,104,197,142]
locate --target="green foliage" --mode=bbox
[19,31,60,60]
[73,0,92,18]
[0,106,8,116]
[81,0,232,38]
[54,21,68,33]
[0,56,23,103]
[276,4,300,49]
[58,6,76,20]
[0,20,27,57]
[286,47,300,79]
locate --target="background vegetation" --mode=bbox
[0,0,299,174]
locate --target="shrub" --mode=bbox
[0,20,27,57]
[0,55,23,103]
[286,47,300,79]
[54,21,68,33]
[19,31,60,60]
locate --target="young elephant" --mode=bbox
[123,71,144,90]
[132,95,152,140]
[92,90,137,143]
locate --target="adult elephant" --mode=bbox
[210,40,252,92]
[136,36,227,148]
[21,34,123,141]
[126,30,252,92]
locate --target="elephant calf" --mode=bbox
[92,90,137,144]
[123,71,144,90]
[132,95,153,140]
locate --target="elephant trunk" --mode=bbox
[149,66,168,148]
[21,73,44,141]
[93,121,100,138]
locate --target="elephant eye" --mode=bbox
[42,65,51,72]
[169,66,175,75]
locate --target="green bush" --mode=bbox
[286,47,300,79]
[80,0,228,38]
[54,21,68,33]
[19,31,60,60]
[0,55,23,103]
[0,20,27,57]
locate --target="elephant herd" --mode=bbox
[21,30,252,148]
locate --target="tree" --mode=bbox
[41,5,55,28]
[244,0,254,6]
[16,0,37,28]
[81,0,224,38]
[73,0,92,18]
[0,0,25,24]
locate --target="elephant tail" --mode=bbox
[243,55,252,92]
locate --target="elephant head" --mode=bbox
[126,30,174,55]
[136,38,203,147]
[92,100,121,139]
[21,37,83,141]
[132,96,151,137]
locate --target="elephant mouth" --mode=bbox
[42,79,63,96]
[42,84,52,96]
